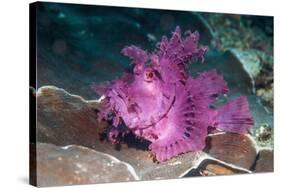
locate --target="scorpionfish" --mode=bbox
[93,26,253,161]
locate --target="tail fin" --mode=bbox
[214,96,253,134]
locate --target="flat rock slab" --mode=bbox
[36,86,106,151]
[254,149,274,172]
[204,133,257,169]
[34,143,138,187]
[184,158,249,177]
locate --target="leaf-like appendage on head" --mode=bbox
[157,26,208,66]
[122,46,149,75]
[121,46,148,65]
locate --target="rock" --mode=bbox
[246,95,273,141]
[34,143,138,187]
[204,133,257,169]
[139,152,201,180]
[35,84,272,181]
[37,86,107,151]
[183,158,249,177]
[230,49,262,80]
[254,149,273,172]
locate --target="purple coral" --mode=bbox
[93,26,253,161]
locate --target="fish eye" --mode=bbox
[147,72,154,78]
[144,70,155,82]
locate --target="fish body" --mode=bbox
[94,26,253,161]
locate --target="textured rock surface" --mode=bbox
[35,86,273,183]
[254,149,274,172]
[184,158,249,177]
[34,143,138,187]
[204,133,257,169]
[230,49,262,79]
[37,86,106,150]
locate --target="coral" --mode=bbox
[93,26,253,161]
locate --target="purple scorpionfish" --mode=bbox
[93,26,253,162]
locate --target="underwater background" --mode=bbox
[30,2,273,187]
